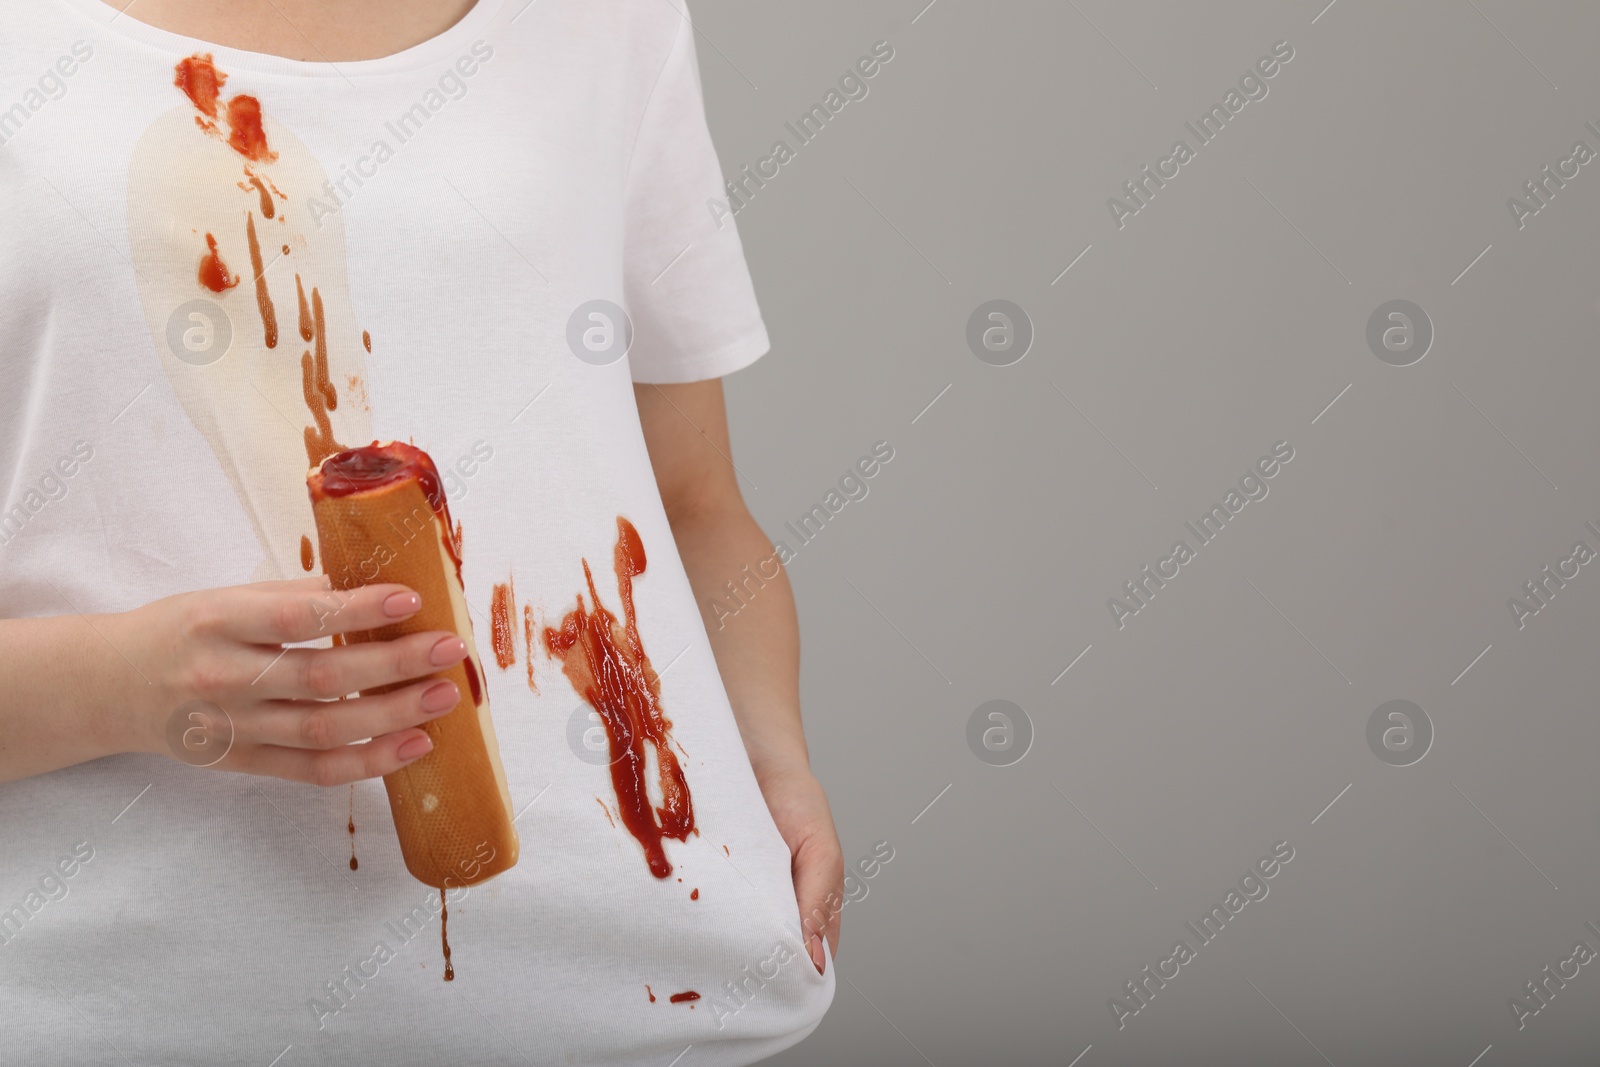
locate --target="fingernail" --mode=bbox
[383,591,421,617]
[809,934,825,975]
[421,681,459,714]
[397,734,433,761]
[429,636,467,666]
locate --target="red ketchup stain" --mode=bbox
[172,55,276,162]
[544,518,694,879]
[300,535,314,572]
[174,54,225,118]
[669,991,700,1005]
[362,330,372,353]
[490,578,517,669]
[595,798,616,827]
[347,783,358,870]
[690,888,699,900]
[197,233,238,292]
[225,95,276,162]
[521,604,538,692]
[646,985,656,1003]
[281,244,291,256]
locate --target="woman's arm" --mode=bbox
[635,379,844,973]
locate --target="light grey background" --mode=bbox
[692,2,1600,1064]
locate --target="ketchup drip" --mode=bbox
[173,54,225,117]
[300,535,314,572]
[669,991,700,1004]
[362,330,372,353]
[544,518,694,878]
[197,233,238,292]
[300,288,343,468]
[295,275,312,343]
[245,213,277,348]
[245,171,275,219]
[347,784,358,870]
[490,579,517,669]
[646,985,656,1003]
[440,893,454,981]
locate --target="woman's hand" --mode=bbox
[755,760,844,973]
[107,575,468,784]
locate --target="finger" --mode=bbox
[226,728,434,786]
[255,630,468,701]
[238,678,460,749]
[793,835,845,974]
[219,582,425,645]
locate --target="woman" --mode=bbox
[0,0,841,1062]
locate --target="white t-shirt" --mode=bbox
[0,1,834,1064]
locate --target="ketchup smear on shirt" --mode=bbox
[545,518,695,879]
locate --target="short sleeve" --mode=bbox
[622,15,770,384]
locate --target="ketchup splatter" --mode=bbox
[440,893,454,981]
[522,604,538,692]
[544,518,694,878]
[690,888,699,900]
[245,171,275,219]
[171,55,276,163]
[669,991,700,1004]
[197,233,238,292]
[300,535,314,572]
[490,578,517,669]
[173,54,225,118]
[281,244,291,256]
[646,985,656,1003]
[362,330,372,353]
[347,783,358,870]
[245,213,278,348]
[225,95,276,162]
[595,798,616,827]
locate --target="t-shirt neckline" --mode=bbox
[51,0,508,78]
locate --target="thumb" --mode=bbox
[792,833,844,975]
